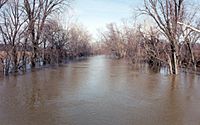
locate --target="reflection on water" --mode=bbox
[0,55,200,125]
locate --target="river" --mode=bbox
[0,55,200,125]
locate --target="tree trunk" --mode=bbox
[170,42,178,74]
[12,46,18,73]
[167,54,173,74]
[31,44,37,68]
[186,40,196,70]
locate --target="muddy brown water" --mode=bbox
[0,55,200,125]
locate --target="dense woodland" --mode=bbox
[99,0,200,74]
[0,0,92,75]
[1,0,200,76]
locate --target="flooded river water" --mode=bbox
[0,56,200,125]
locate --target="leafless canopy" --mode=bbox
[141,0,184,41]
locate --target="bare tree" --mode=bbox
[179,21,200,69]
[123,25,144,63]
[0,0,27,73]
[67,24,92,58]
[176,2,200,70]
[23,0,70,68]
[141,0,185,74]
[139,27,172,70]
[42,20,70,64]
[101,23,126,59]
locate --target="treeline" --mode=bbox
[100,0,200,74]
[0,0,92,75]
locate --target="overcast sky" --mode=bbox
[70,0,143,39]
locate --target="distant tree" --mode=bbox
[67,24,92,58]
[101,23,126,58]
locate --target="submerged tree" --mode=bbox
[141,0,185,74]
[67,24,92,58]
[23,0,71,68]
[0,0,93,76]
[101,23,126,59]
[0,0,27,74]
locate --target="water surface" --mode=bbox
[0,56,200,125]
